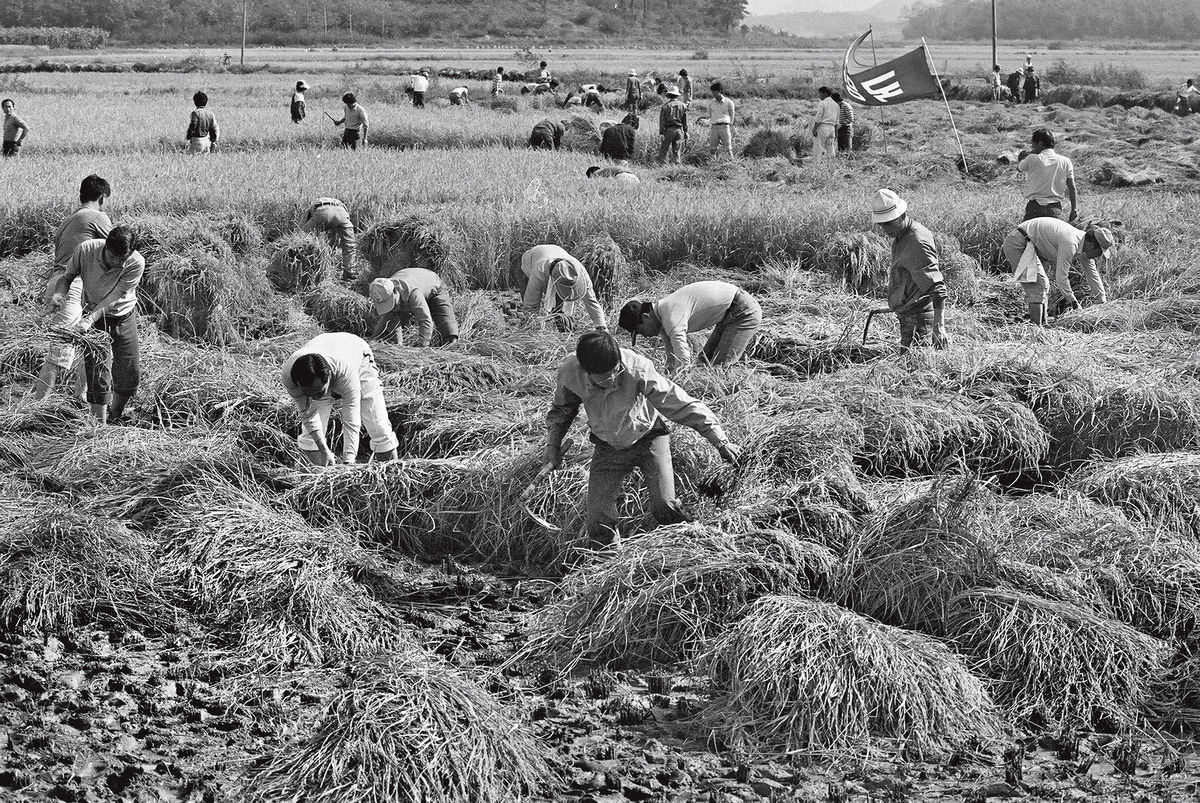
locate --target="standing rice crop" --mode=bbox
[702,595,1005,758]
[814,232,890,295]
[359,214,466,288]
[247,651,550,803]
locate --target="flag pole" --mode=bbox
[869,26,888,154]
[923,38,968,174]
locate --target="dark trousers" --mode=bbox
[1022,200,1066,222]
[587,429,688,546]
[898,307,934,352]
[1,140,19,157]
[529,130,555,150]
[836,125,852,152]
[412,91,425,108]
[341,129,360,149]
[427,287,460,343]
[86,311,140,405]
[701,289,762,365]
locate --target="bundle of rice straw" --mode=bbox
[1069,452,1200,538]
[749,331,888,378]
[741,128,794,159]
[563,112,604,147]
[388,393,538,458]
[0,396,88,436]
[148,478,407,668]
[526,526,836,669]
[947,588,1172,730]
[577,233,631,305]
[266,232,336,294]
[126,212,234,263]
[702,595,1005,758]
[359,214,465,288]
[247,651,550,803]
[303,282,375,337]
[935,233,982,306]
[815,232,890,295]
[0,323,111,383]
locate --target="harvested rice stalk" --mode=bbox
[1070,452,1200,538]
[578,233,631,305]
[126,213,234,263]
[302,282,375,337]
[815,232,890,296]
[359,214,465,288]
[703,595,1005,758]
[526,526,835,669]
[0,396,87,436]
[247,651,550,803]
[947,588,1172,730]
[0,322,111,383]
[749,331,888,378]
[266,232,336,294]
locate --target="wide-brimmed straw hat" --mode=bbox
[550,259,588,302]
[870,188,908,224]
[369,278,397,314]
[1088,227,1115,258]
[297,80,309,90]
[665,86,681,97]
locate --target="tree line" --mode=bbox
[904,0,1200,41]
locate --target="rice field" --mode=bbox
[2,50,1200,802]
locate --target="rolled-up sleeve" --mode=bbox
[639,368,726,445]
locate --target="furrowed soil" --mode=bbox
[2,47,1200,803]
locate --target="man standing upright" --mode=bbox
[2,98,29,157]
[333,93,368,149]
[1023,67,1039,103]
[411,69,430,108]
[185,91,219,154]
[291,81,308,123]
[834,91,854,153]
[678,69,692,103]
[810,86,839,159]
[870,189,948,352]
[625,69,642,111]
[658,86,688,164]
[492,66,506,97]
[707,82,735,159]
[1017,128,1078,222]
[991,65,1003,101]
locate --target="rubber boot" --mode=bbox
[108,392,131,424]
[90,402,108,424]
[1026,303,1045,326]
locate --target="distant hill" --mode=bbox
[748,2,905,41]
[903,0,1200,41]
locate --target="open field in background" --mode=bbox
[2,49,1200,802]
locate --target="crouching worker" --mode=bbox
[529,118,566,150]
[870,188,949,352]
[281,332,399,466]
[301,197,357,280]
[521,244,607,331]
[537,330,742,549]
[618,281,761,372]
[51,226,144,424]
[1002,217,1112,325]
[368,268,459,347]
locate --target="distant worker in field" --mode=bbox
[52,226,145,424]
[449,86,471,106]
[707,82,736,159]
[539,61,553,84]
[410,68,430,108]
[1,98,28,158]
[529,118,567,150]
[586,165,640,184]
[625,69,642,111]
[618,281,762,372]
[810,85,839,159]
[1006,70,1023,104]
[678,69,692,104]
[492,66,506,97]
[300,197,357,280]
[600,113,639,162]
[1002,217,1112,325]
[991,65,1003,101]
[332,92,368,149]
[34,174,113,403]
[657,86,688,164]
[185,91,219,154]
[368,269,459,347]
[535,330,742,549]
[1176,78,1200,115]
[520,244,607,331]
[1023,67,1039,104]
[870,189,949,352]
[1017,128,1078,222]
[834,90,854,153]
[291,81,308,124]
[281,332,399,467]
[582,84,604,110]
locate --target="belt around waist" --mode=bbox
[1018,228,1031,242]
[711,121,730,125]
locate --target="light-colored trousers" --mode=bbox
[296,354,399,457]
[813,123,836,158]
[301,205,357,276]
[188,137,212,154]
[1002,229,1107,306]
[708,123,733,157]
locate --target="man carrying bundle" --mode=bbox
[529,118,566,150]
[35,174,113,403]
[300,197,357,280]
[870,189,949,352]
[281,332,399,466]
[617,281,761,372]
[520,244,607,331]
[1002,217,1112,325]
[536,330,742,548]
[51,226,144,424]
[368,269,459,347]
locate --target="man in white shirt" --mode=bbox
[410,69,430,108]
[617,281,762,371]
[1016,128,1078,222]
[706,82,735,159]
[449,86,470,106]
[281,332,399,466]
[811,86,839,159]
[520,245,607,331]
[1002,218,1113,324]
[1176,79,1199,116]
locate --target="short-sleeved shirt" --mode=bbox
[3,112,28,142]
[53,208,112,270]
[651,281,739,368]
[63,239,145,319]
[1018,217,1088,281]
[708,96,735,125]
[888,220,945,312]
[411,75,429,92]
[1018,148,1074,204]
[342,104,369,130]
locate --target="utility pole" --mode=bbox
[991,0,997,71]
[240,0,248,66]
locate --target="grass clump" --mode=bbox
[703,595,1004,757]
[1069,452,1200,538]
[248,651,550,803]
[266,232,336,294]
[741,128,794,159]
[359,214,465,288]
[302,282,375,337]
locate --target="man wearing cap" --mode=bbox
[333,93,368,149]
[810,86,839,159]
[870,189,949,352]
[449,86,471,106]
[537,330,742,549]
[1002,218,1111,325]
[625,69,642,111]
[600,114,639,162]
[520,244,607,332]
[658,86,688,164]
[618,281,761,372]
[410,69,430,108]
[707,82,736,159]
[529,118,567,150]
[300,197,357,280]
[291,81,308,123]
[281,332,399,467]
[368,268,459,347]
[1017,128,1078,222]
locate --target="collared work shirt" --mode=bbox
[1018,148,1074,203]
[813,96,839,127]
[61,239,145,319]
[651,280,738,369]
[659,100,688,134]
[888,220,945,312]
[281,332,377,461]
[2,112,28,142]
[383,267,445,346]
[342,104,369,130]
[521,245,606,328]
[53,208,112,270]
[708,96,735,125]
[411,74,429,92]
[1018,217,1088,283]
[186,108,218,142]
[547,348,727,451]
